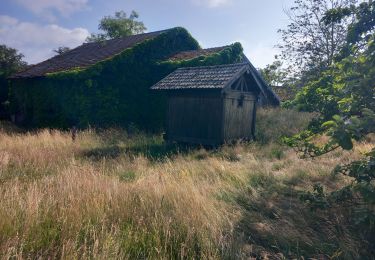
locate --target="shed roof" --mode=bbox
[10,29,169,79]
[151,63,249,90]
[151,61,280,106]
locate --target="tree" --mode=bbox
[292,0,375,117]
[53,46,71,55]
[0,45,27,78]
[259,58,288,87]
[278,0,357,77]
[284,0,375,237]
[86,10,147,42]
[259,58,299,103]
[0,45,27,118]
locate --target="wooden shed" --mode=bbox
[151,62,279,145]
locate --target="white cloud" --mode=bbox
[234,39,279,68]
[0,16,18,27]
[0,15,90,64]
[14,0,89,21]
[191,0,231,8]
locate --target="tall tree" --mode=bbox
[278,0,357,77]
[285,0,375,240]
[86,10,147,42]
[0,45,27,118]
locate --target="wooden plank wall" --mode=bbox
[223,92,255,142]
[167,92,223,145]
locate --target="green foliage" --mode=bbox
[0,44,27,118]
[301,149,375,227]
[0,45,27,77]
[86,10,147,42]
[292,72,339,117]
[292,1,375,117]
[346,1,375,46]
[10,28,244,131]
[259,59,288,86]
[287,35,375,154]
[259,58,301,103]
[285,1,375,237]
[283,109,374,158]
[334,149,375,183]
[160,41,244,69]
[278,0,356,76]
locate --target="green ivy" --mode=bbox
[9,28,244,131]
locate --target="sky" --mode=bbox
[0,0,295,68]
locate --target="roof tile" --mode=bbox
[151,63,248,90]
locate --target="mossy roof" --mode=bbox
[9,26,237,80]
[167,46,228,61]
[10,29,169,79]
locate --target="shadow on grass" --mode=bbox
[81,142,194,161]
[233,178,362,259]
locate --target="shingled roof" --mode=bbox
[10,29,169,79]
[151,61,280,106]
[151,63,249,90]
[167,46,228,61]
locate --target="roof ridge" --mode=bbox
[177,45,230,53]
[167,45,231,62]
[81,28,173,46]
[51,28,173,57]
[175,62,248,71]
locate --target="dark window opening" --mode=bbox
[237,95,244,108]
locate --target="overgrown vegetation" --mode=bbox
[9,28,244,130]
[0,45,27,119]
[275,0,375,248]
[0,108,373,258]
[1,1,373,257]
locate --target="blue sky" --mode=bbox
[0,0,294,68]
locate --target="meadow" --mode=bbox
[0,109,373,259]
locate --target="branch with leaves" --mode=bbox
[86,10,147,42]
[282,0,375,232]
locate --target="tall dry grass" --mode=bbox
[255,108,316,144]
[0,109,373,259]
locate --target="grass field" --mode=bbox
[0,109,373,259]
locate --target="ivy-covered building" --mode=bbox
[9,27,278,130]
